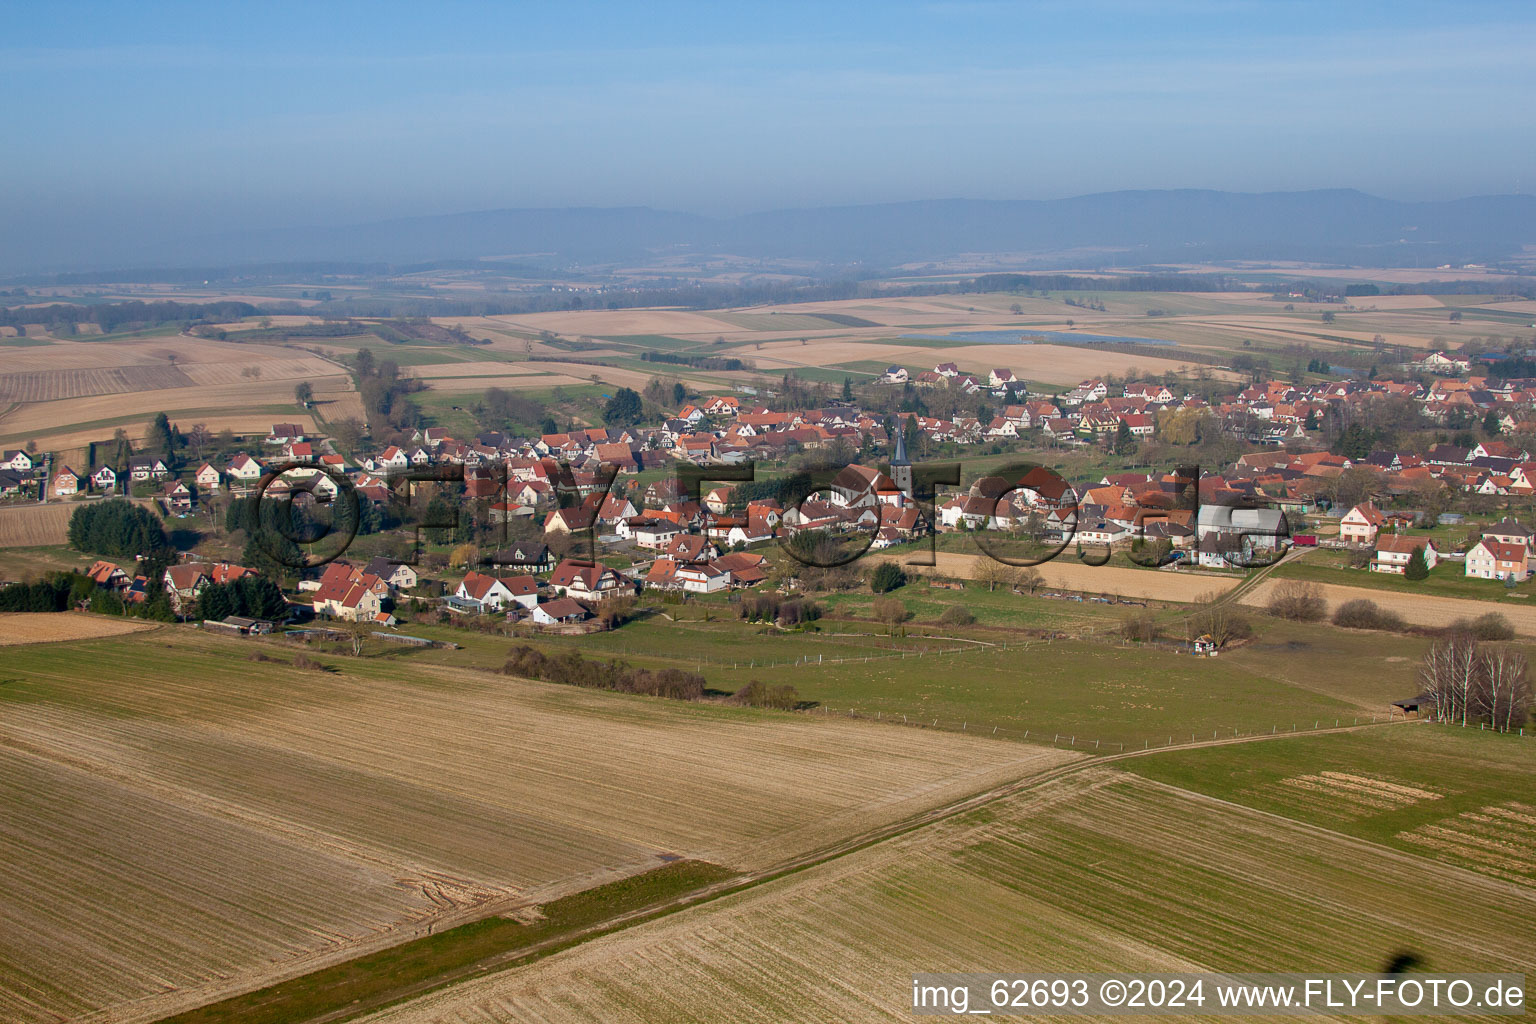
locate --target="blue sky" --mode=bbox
[4,0,1536,240]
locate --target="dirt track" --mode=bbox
[1241,578,1536,636]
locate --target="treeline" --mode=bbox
[0,299,257,332]
[68,499,170,558]
[197,576,288,622]
[500,645,705,700]
[969,273,1234,293]
[0,575,76,611]
[640,351,749,371]
[0,571,176,620]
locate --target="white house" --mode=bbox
[1338,502,1386,545]
[675,562,730,594]
[1465,539,1530,582]
[226,454,264,485]
[1372,535,1438,574]
[1,450,35,472]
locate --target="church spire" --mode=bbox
[891,416,913,496]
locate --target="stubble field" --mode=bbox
[0,503,72,548]
[354,765,1536,1024]
[0,628,1074,1024]
[0,612,158,645]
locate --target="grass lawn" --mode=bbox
[0,543,95,579]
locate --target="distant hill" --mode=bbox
[14,189,1536,274]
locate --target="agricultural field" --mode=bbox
[0,503,71,550]
[1125,725,1536,887]
[0,611,158,645]
[884,551,1241,603]
[0,330,356,451]
[0,626,1073,1024]
[1241,577,1536,635]
[354,766,1536,1024]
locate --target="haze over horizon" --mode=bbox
[6,0,1536,251]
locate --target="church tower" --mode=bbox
[891,417,913,496]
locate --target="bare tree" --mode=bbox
[1419,632,1481,725]
[872,596,910,635]
[971,556,1007,592]
[1481,646,1531,733]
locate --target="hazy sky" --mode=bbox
[5,0,1536,241]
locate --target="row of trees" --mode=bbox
[1419,633,1531,731]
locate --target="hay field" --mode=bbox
[0,630,1072,1023]
[1241,578,1536,636]
[0,503,71,549]
[0,613,157,646]
[892,552,1240,603]
[358,769,1536,1024]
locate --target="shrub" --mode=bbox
[292,653,327,671]
[1447,612,1515,641]
[731,680,801,709]
[1267,581,1327,621]
[869,562,907,594]
[1120,609,1160,643]
[938,605,975,626]
[1332,599,1406,631]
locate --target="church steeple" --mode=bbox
[891,416,913,495]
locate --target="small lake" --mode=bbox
[902,329,1179,347]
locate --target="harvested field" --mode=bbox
[0,630,1074,1023]
[0,378,349,442]
[0,503,71,548]
[358,771,1536,1024]
[887,551,1240,603]
[1241,578,1536,635]
[0,333,353,449]
[491,309,746,337]
[0,612,157,646]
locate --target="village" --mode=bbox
[9,344,1536,637]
